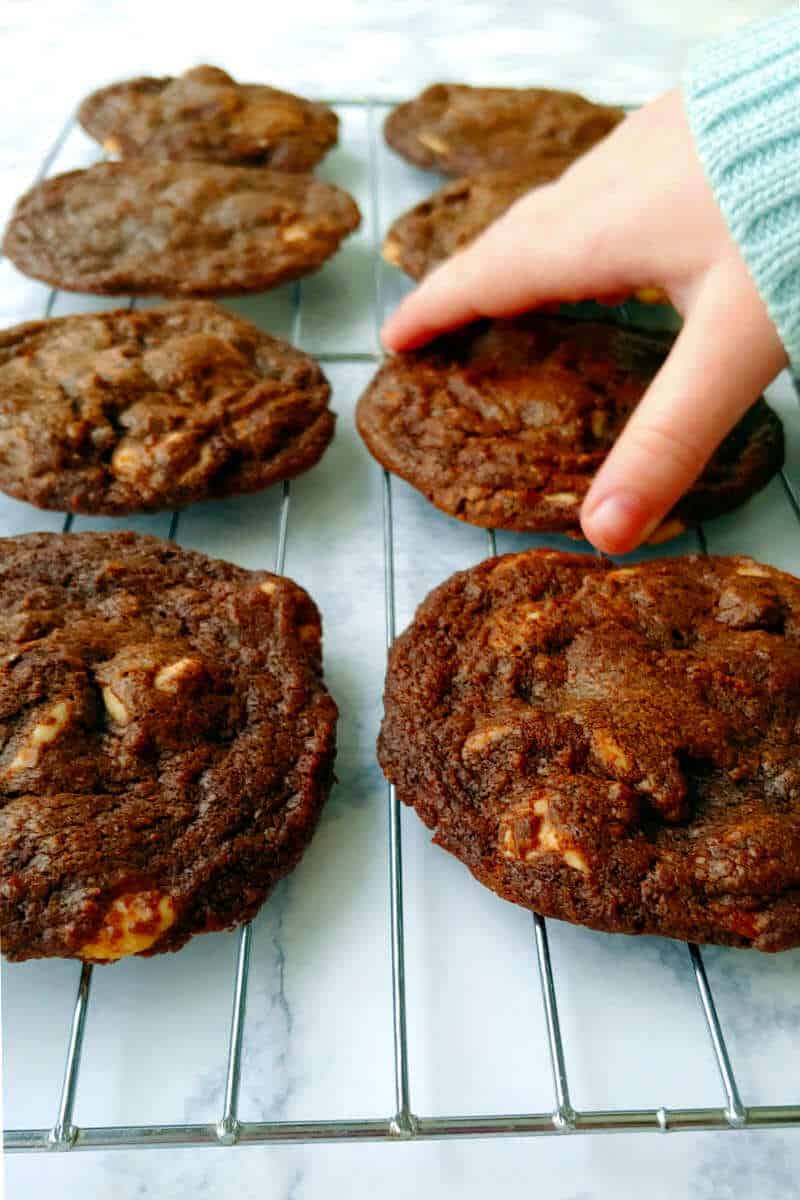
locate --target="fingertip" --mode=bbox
[580,492,652,556]
[380,276,442,350]
[380,300,420,352]
[380,312,435,352]
[379,312,404,352]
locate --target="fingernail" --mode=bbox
[583,493,647,553]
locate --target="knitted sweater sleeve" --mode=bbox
[683,9,800,369]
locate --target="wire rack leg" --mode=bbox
[381,469,413,1132]
[49,963,93,1149]
[532,916,576,1130]
[687,944,746,1127]
[482,532,576,1127]
[364,97,414,1133]
[687,526,745,1124]
[217,480,292,1144]
[218,926,253,1144]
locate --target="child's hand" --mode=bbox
[381,89,787,555]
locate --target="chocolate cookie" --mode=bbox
[78,65,339,171]
[356,316,782,540]
[0,531,337,962]
[0,301,334,515]
[2,161,360,296]
[384,84,624,176]
[380,550,800,951]
[383,164,572,278]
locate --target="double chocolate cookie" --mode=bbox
[79,65,339,170]
[0,531,338,962]
[380,550,800,951]
[356,316,782,539]
[384,84,624,175]
[0,301,334,515]
[2,161,360,296]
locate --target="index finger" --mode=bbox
[380,164,639,351]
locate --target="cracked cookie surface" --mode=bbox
[0,301,334,514]
[79,65,338,170]
[356,316,783,538]
[379,550,800,951]
[384,83,623,175]
[0,531,337,962]
[2,161,360,296]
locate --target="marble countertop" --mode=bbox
[2,2,798,1198]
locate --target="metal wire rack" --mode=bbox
[4,96,800,1155]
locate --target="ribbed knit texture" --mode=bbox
[684,10,800,369]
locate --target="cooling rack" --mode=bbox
[3,97,800,1155]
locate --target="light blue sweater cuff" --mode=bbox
[683,10,800,370]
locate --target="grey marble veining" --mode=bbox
[3,2,799,1199]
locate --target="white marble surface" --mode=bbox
[2,2,799,1198]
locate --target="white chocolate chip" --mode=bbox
[543,492,579,505]
[462,723,513,759]
[500,795,589,874]
[281,222,312,243]
[736,563,771,578]
[418,131,449,155]
[111,442,145,480]
[645,517,686,545]
[259,580,278,595]
[488,600,557,650]
[153,433,215,481]
[8,700,72,772]
[500,826,517,856]
[563,848,590,872]
[154,657,200,693]
[79,891,177,961]
[102,686,129,725]
[636,773,660,797]
[382,238,403,266]
[591,729,632,774]
[154,430,187,454]
[522,601,552,622]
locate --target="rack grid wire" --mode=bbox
[4,96,800,1155]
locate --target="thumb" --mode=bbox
[580,264,787,555]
